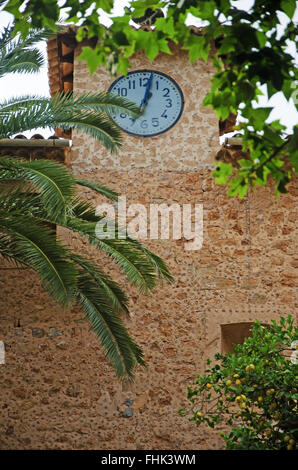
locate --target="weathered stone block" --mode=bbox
[122,408,134,418]
[31,328,45,338]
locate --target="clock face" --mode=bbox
[107,70,184,137]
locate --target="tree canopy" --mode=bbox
[3,0,298,198]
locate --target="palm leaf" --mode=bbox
[75,178,119,201]
[0,215,77,306]
[76,272,145,380]
[0,234,27,269]
[0,94,48,112]
[0,157,75,221]
[0,25,54,78]
[50,91,140,116]
[70,253,129,315]
[0,91,140,152]
[0,49,45,76]
[127,240,174,283]
[0,23,173,380]
[0,97,122,152]
[69,197,101,222]
[65,216,158,293]
[0,96,52,136]
[56,111,123,153]
[0,185,43,217]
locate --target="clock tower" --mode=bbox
[1,26,290,451]
[66,35,226,449]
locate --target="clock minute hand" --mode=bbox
[140,72,153,113]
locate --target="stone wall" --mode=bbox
[0,44,297,450]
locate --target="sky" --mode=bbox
[0,0,297,139]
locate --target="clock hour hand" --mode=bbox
[140,72,153,113]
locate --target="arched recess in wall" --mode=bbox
[221,322,268,354]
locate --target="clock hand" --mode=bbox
[140,72,153,113]
[134,92,152,121]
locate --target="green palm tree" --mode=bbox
[0,24,46,77]
[0,25,173,379]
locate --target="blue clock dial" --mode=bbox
[107,70,184,137]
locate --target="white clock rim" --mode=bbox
[107,69,185,138]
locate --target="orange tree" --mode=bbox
[180,315,298,450]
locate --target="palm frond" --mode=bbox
[76,272,145,380]
[0,89,140,152]
[70,197,100,222]
[0,97,52,136]
[0,24,53,51]
[0,157,75,221]
[50,91,140,117]
[75,178,119,201]
[0,25,15,49]
[0,94,49,112]
[66,216,158,293]
[0,96,123,152]
[0,234,28,269]
[127,239,174,283]
[14,27,55,48]
[95,238,159,293]
[0,49,45,76]
[55,111,123,153]
[0,185,42,216]
[0,24,54,78]
[0,215,77,306]
[70,253,129,315]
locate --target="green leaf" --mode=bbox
[255,30,267,49]
[158,38,172,55]
[77,46,104,75]
[97,0,114,13]
[135,30,160,61]
[189,2,217,21]
[76,282,144,380]
[242,106,273,131]
[113,31,129,46]
[218,37,237,55]
[212,162,233,184]
[117,56,129,76]
[146,35,159,61]
[238,81,256,101]
[187,36,209,63]
[267,81,278,99]
[218,105,229,121]
[76,27,87,42]
[281,0,296,19]
[227,176,248,198]
[75,178,119,201]
[155,17,175,37]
